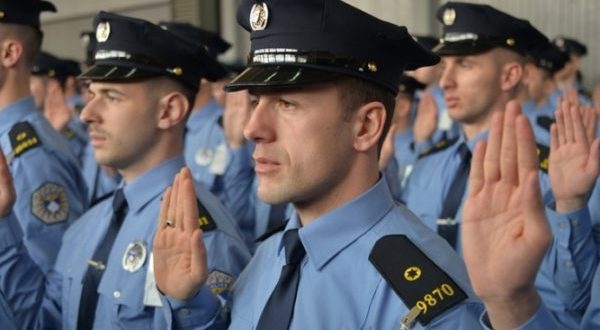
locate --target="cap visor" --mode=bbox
[224,65,343,92]
[433,41,497,56]
[78,65,159,82]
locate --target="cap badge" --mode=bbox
[555,38,564,48]
[122,240,147,272]
[249,2,269,31]
[96,21,111,43]
[506,38,515,46]
[0,11,5,19]
[443,8,456,26]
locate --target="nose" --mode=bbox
[79,95,100,124]
[243,96,276,144]
[439,61,455,92]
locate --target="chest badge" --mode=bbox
[122,240,147,273]
[195,147,214,166]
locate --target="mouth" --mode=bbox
[253,156,281,175]
[444,96,459,108]
[88,131,107,146]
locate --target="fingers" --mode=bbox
[158,186,172,230]
[500,101,520,185]
[190,229,208,283]
[167,171,180,229]
[515,115,539,185]
[587,138,600,176]
[522,171,550,249]
[582,105,597,144]
[484,112,503,183]
[549,124,558,154]
[180,167,200,234]
[468,140,486,196]
[563,103,576,144]
[555,103,567,146]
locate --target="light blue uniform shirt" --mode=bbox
[581,264,600,329]
[401,131,597,329]
[184,99,230,200]
[0,156,250,329]
[0,96,87,273]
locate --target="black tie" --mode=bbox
[77,188,128,330]
[256,229,305,330]
[438,143,471,249]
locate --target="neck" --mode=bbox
[294,155,379,226]
[0,70,32,110]
[120,132,183,183]
[462,98,508,140]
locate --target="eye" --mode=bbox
[249,96,259,108]
[278,98,296,110]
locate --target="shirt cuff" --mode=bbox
[480,303,558,330]
[545,205,591,248]
[162,285,222,328]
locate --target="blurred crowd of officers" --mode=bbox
[0,0,599,329]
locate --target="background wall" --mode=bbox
[41,0,600,89]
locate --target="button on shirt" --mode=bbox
[0,96,87,273]
[401,130,596,329]
[0,156,250,329]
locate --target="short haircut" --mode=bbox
[334,77,396,156]
[0,24,42,68]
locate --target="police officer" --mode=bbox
[0,11,250,329]
[0,0,88,274]
[401,3,600,328]
[553,36,591,101]
[151,0,557,328]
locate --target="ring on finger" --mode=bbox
[166,219,175,228]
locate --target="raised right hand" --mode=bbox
[153,167,208,300]
[413,92,438,143]
[223,90,252,149]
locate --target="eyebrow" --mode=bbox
[90,86,127,97]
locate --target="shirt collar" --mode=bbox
[121,156,185,214]
[462,130,489,153]
[280,176,396,270]
[0,97,37,134]
[186,99,222,130]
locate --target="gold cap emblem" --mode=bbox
[249,2,269,31]
[443,8,456,26]
[0,11,5,19]
[506,38,515,46]
[96,21,111,43]
[555,37,564,48]
[168,67,184,76]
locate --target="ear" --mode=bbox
[500,61,523,91]
[0,39,23,68]
[352,101,386,153]
[156,92,190,130]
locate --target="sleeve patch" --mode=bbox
[369,235,467,326]
[9,122,42,157]
[31,182,69,224]
[197,199,217,232]
[536,144,549,173]
[206,269,234,297]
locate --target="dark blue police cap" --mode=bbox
[225,0,439,94]
[553,36,587,56]
[529,42,569,74]
[398,75,425,96]
[0,0,56,29]
[80,31,97,66]
[32,51,65,79]
[79,11,219,90]
[62,59,82,76]
[158,21,230,81]
[433,2,545,56]
[413,35,439,51]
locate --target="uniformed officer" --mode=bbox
[0,0,88,274]
[151,0,558,328]
[0,11,250,329]
[401,3,600,328]
[159,22,236,201]
[552,36,591,102]
[30,51,89,163]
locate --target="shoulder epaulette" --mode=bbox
[8,122,42,158]
[369,235,467,327]
[536,143,549,173]
[254,222,288,243]
[197,199,217,232]
[536,116,554,132]
[417,137,459,159]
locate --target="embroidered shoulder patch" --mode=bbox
[197,199,217,232]
[369,235,467,326]
[536,143,549,173]
[206,269,234,297]
[9,122,42,157]
[31,182,69,224]
[418,137,459,159]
